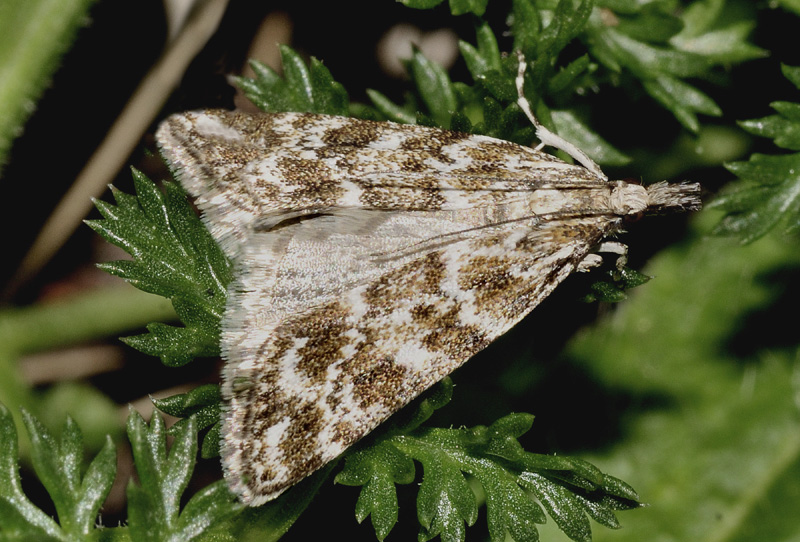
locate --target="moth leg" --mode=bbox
[597,240,629,271]
[514,51,607,181]
[577,253,603,272]
[577,241,629,272]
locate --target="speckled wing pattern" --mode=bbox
[156,110,700,505]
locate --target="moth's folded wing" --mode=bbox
[155,110,604,259]
[220,210,613,505]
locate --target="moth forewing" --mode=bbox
[155,110,701,505]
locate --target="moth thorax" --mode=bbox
[608,182,648,216]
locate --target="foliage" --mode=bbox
[0,402,241,542]
[235,45,349,117]
[0,0,97,175]
[125,410,241,542]
[337,380,640,541]
[709,64,800,244]
[553,210,800,542]
[85,170,232,366]
[0,402,114,541]
[5,0,800,541]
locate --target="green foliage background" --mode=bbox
[1,0,800,541]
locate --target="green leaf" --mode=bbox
[478,66,518,104]
[235,45,349,115]
[613,5,683,43]
[0,403,63,541]
[410,48,459,128]
[547,54,594,96]
[339,401,641,541]
[337,444,416,540]
[458,23,501,80]
[415,450,478,542]
[673,21,766,64]
[783,63,800,89]
[0,403,117,541]
[510,0,541,54]
[537,0,594,60]
[0,0,98,175]
[671,0,766,64]
[86,170,232,366]
[503,0,731,155]
[582,266,652,304]
[281,46,315,111]
[710,65,800,244]
[591,22,710,78]
[582,0,759,132]
[335,380,455,540]
[23,412,116,538]
[557,209,800,541]
[584,281,626,304]
[550,110,630,166]
[398,0,445,9]
[154,385,222,458]
[153,384,221,420]
[739,109,800,151]
[520,472,592,542]
[126,410,240,542]
[481,470,545,542]
[308,57,349,115]
[711,154,800,244]
[398,0,488,16]
[641,75,720,132]
[449,0,489,16]
[366,88,417,124]
[410,418,640,542]
[774,0,800,15]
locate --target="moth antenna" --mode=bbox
[515,51,607,181]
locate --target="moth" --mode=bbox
[155,58,701,505]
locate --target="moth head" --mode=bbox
[610,180,703,219]
[609,181,649,217]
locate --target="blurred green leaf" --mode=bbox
[0,0,97,175]
[410,48,459,128]
[398,0,489,16]
[710,64,800,244]
[0,403,116,541]
[775,0,800,15]
[551,110,631,166]
[672,0,767,64]
[582,0,761,132]
[458,22,501,79]
[549,211,800,542]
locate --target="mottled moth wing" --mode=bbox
[156,110,700,505]
[157,111,606,259]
